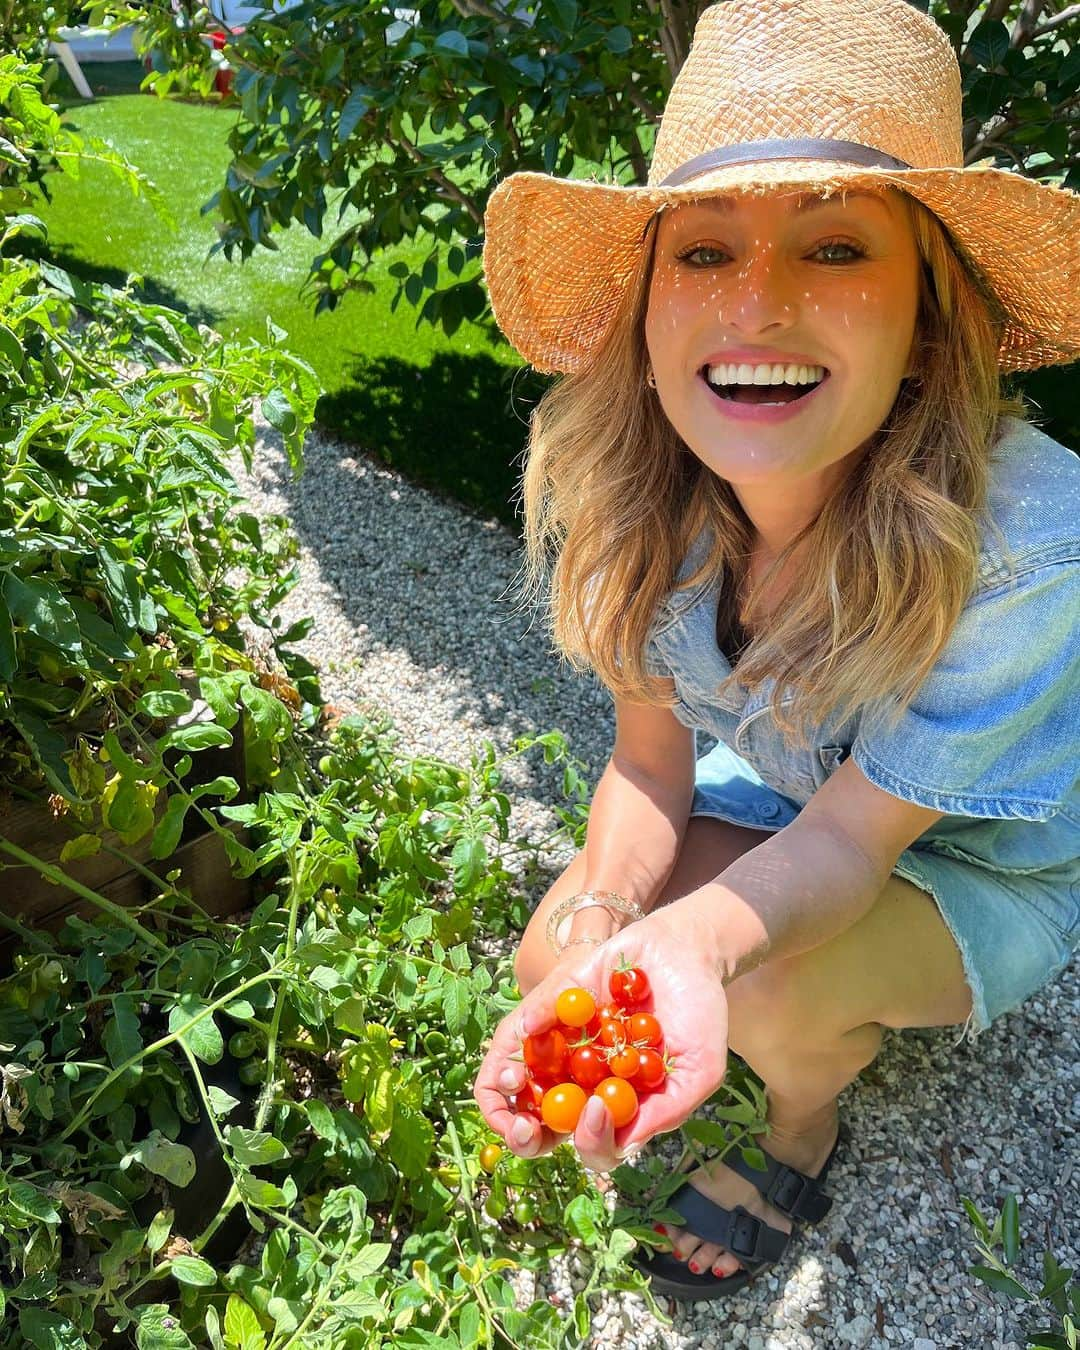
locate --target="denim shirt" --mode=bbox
[645,417,1080,876]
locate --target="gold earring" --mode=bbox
[646,368,657,388]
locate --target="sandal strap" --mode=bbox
[668,1183,791,1272]
[722,1145,837,1224]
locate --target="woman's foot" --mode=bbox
[656,1103,841,1279]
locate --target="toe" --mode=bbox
[687,1240,721,1276]
[711,1251,743,1278]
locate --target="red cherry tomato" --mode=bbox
[593,1076,639,1128]
[512,1080,545,1117]
[523,1028,568,1083]
[568,1043,609,1091]
[586,1002,624,1037]
[610,965,651,1009]
[608,1044,641,1080]
[631,1047,667,1092]
[627,1012,663,1048]
[555,987,596,1029]
[541,1082,588,1134]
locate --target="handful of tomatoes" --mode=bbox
[514,964,669,1135]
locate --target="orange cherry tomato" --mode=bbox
[631,1047,667,1092]
[523,1028,568,1084]
[541,1082,588,1134]
[555,987,596,1029]
[598,1017,627,1049]
[586,1003,624,1037]
[627,1012,663,1048]
[608,1044,641,1079]
[594,1076,639,1128]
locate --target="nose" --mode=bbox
[724,251,798,336]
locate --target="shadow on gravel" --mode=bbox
[316,351,550,533]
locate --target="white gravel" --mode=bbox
[233,420,1078,1350]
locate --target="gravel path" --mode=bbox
[234,421,1078,1350]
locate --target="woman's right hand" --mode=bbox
[473,899,732,1174]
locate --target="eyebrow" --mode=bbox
[692,190,891,216]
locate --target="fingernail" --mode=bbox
[498,1067,520,1092]
[511,1117,532,1147]
[584,1097,606,1131]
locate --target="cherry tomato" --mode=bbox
[568,1043,608,1091]
[512,1080,545,1117]
[484,1193,507,1220]
[513,1198,538,1226]
[608,1044,641,1079]
[555,987,596,1029]
[610,965,651,1009]
[593,1076,639,1128]
[541,1082,588,1134]
[627,1012,663,1048]
[479,1143,503,1174]
[585,1002,624,1037]
[631,1047,667,1092]
[598,1017,627,1049]
[523,1028,568,1083]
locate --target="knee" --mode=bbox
[725,956,826,1058]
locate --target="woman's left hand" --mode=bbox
[472,905,731,1173]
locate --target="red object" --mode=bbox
[209,26,245,97]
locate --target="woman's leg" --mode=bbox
[513,815,973,1280]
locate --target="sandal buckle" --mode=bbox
[767,1165,813,1218]
[728,1207,762,1261]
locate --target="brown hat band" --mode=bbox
[659,138,914,188]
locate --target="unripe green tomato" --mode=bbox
[483,1193,506,1221]
[318,755,335,776]
[423,1030,448,1056]
[478,1143,502,1174]
[228,1031,258,1059]
[237,1058,263,1086]
[512,1198,537,1226]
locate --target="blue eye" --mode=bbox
[814,240,866,263]
[679,245,729,266]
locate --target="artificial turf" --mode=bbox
[39,65,541,527]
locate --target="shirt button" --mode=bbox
[757,801,780,820]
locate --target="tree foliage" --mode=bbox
[89,0,1078,338]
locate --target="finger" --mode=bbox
[573,1094,620,1173]
[506,1111,552,1158]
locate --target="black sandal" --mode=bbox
[632,1126,844,1302]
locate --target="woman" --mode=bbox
[473,0,1079,1302]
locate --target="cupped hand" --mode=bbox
[473,904,730,1173]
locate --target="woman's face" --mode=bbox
[645,187,922,535]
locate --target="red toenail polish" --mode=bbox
[688,1262,700,1274]
[653,1224,666,1234]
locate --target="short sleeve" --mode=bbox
[852,560,1080,822]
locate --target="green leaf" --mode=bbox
[450,836,485,890]
[565,1192,604,1246]
[0,595,15,680]
[1002,1192,1020,1266]
[168,995,224,1065]
[122,1132,197,1188]
[223,1295,266,1350]
[969,1264,1036,1300]
[344,1241,392,1280]
[680,1118,729,1148]
[338,87,370,143]
[2,573,82,655]
[103,993,143,1069]
[442,975,471,1034]
[59,833,102,863]
[138,690,196,719]
[967,18,1009,70]
[6,1181,61,1225]
[17,1308,86,1349]
[162,722,233,752]
[169,1254,218,1287]
[7,707,76,797]
[434,30,469,56]
[152,792,192,859]
[262,388,297,436]
[226,1126,289,1167]
[605,24,632,53]
[388,1108,433,1179]
[208,1086,242,1118]
[146,1208,173,1255]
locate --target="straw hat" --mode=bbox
[483,0,1080,375]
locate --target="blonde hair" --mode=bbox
[515,190,1025,746]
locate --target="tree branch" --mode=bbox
[448,0,527,28]
[1031,3,1080,36]
[390,134,485,228]
[1010,0,1049,47]
[625,79,661,126]
[983,0,1014,23]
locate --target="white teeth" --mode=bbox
[705,362,826,388]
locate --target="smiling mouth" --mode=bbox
[700,363,830,404]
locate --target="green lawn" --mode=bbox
[39,71,540,526]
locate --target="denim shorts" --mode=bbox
[690,739,1080,1043]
